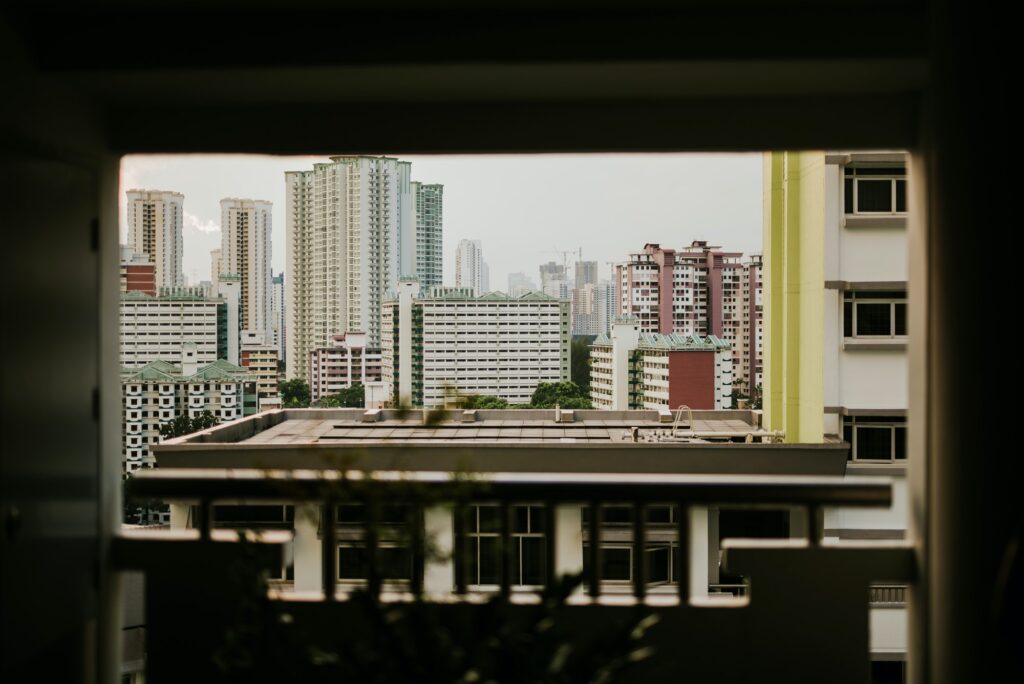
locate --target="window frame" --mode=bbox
[843,166,908,216]
[843,291,908,339]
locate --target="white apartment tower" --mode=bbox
[209,248,222,294]
[270,272,285,367]
[413,182,444,289]
[287,157,440,380]
[454,239,487,294]
[125,189,184,288]
[220,198,272,341]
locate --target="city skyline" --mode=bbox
[120,153,763,288]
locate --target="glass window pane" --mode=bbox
[856,303,892,336]
[337,504,365,525]
[895,180,907,212]
[856,426,893,461]
[647,506,673,524]
[477,537,499,584]
[477,505,500,533]
[603,505,632,525]
[513,505,530,534]
[603,547,632,581]
[379,505,410,525]
[894,427,907,460]
[646,546,671,583]
[338,546,366,580]
[519,537,545,585]
[844,178,854,214]
[894,303,907,335]
[529,505,546,533]
[856,179,893,212]
[843,423,854,460]
[844,301,853,337]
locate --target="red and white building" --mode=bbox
[308,331,383,403]
[119,245,157,296]
[615,241,762,390]
[590,315,732,411]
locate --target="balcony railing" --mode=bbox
[120,468,913,683]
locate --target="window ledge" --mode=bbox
[846,464,907,476]
[842,338,906,351]
[842,215,907,229]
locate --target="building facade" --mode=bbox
[121,347,256,475]
[590,317,732,411]
[240,330,280,406]
[125,189,184,288]
[307,331,383,403]
[454,238,487,294]
[574,260,598,289]
[507,272,537,297]
[286,156,438,379]
[383,282,571,408]
[119,245,156,296]
[413,182,444,289]
[615,241,762,390]
[270,272,285,368]
[220,198,273,341]
[119,288,228,369]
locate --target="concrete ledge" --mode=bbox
[842,215,907,229]
[362,409,382,422]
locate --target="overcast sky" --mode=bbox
[120,153,763,288]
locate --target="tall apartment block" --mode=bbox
[413,183,443,289]
[590,316,732,410]
[220,198,272,341]
[239,330,280,408]
[120,287,231,369]
[383,281,571,408]
[539,261,568,299]
[454,238,488,294]
[286,156,440,380]
[119,244,156,296]
[763,150,909,663]
[615,241,763,390]
[307,331,383,403]
[574,260,598,288]
[121,345,256,475]
[125,189,184,288]
[209,248,222,294]
[270,272,285,367]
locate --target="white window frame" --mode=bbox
[843,166,907,216]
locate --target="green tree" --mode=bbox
[159,410,219,440]
[463,394,509,409]
[319,383,366,408]
[529,381,592,409]
[571,336,594,391]
[280,378,310,408]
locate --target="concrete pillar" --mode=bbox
[610,317,640,410]
[424,505,454,596]
[554,504,584,591]
[169,503,189,531]
[690,506,709,598]
[293,504,322,594]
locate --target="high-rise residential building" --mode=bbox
[571,283,600,336]
[210,248,222,294]
[539,261,566,293]
[125,189,184,288]
[119,244,156,296]
[413,182,444,289]
[270,272,285,367]
[239,330,280,407]
[574,260,598,289]
[614,241,762,390]
[287,156,438,379]
[590,316,732,411]
[120,287,230,369]
[121,345,256,475]
[454,239,487,294]
[220,198,272,342]
[307,331,383,403]
[383,282,571,408]
[507,272,537,297]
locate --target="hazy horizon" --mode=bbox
[120,153,763,289]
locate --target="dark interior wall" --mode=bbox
[1,1,1015,682]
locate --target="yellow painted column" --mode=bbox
[762,151,825,443]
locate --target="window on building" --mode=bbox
[843,416,907,463]
[843,166,907,215]
[465,503,546,587]
[843,291,907,338]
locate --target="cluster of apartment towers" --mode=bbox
[119,155,763,475]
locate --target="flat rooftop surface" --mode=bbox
[243,416,763,445]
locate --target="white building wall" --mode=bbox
[221,198,273,341]
[455,239,486,295]
[120,292,221,368]
[125,189,184,289]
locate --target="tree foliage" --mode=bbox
[529,381,592,409]
[570,336,594,391]
[280,378,311,408]
[159,410,219,440]
[319,383,366,408]
[462,394,510,409]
